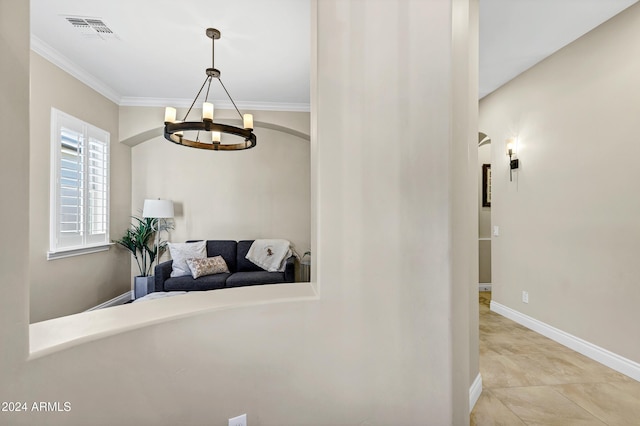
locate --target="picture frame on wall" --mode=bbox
[482,164,491,207]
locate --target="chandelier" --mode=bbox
[163,28,256,151]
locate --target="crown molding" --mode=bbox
[31,35,122,105]
[120,97,310,112]
[30,36,310,112]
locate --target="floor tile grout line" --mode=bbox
[547,385,612,426]
[482,388,530,426]
[490,385,610,425]
[483,378,632,390]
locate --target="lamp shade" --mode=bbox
[142,199,174,218]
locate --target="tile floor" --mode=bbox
[471,292,640,425]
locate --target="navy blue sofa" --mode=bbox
[153,240,295,292]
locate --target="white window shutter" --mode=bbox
[50,109,110,256]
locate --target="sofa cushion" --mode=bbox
[164,273,230,291]
[225,271,287,288]
[236,240,265,272]
[203,240,238,273]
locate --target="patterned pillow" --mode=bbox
[186,256,230,279]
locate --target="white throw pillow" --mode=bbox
[168,241,207,277]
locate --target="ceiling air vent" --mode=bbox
[64,16,118,40]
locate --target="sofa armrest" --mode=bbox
[284,256,295,283]
[154,260,173,292]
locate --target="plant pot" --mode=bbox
[299,254,311,282]
[134,275,155,299]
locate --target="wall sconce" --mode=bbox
[506,138,519,181]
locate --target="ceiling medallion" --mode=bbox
[163,28,256,151]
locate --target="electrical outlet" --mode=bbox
[522,291,529,304]
[229,414,247,426]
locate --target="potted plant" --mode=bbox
[114,216,169,298]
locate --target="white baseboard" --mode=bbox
[491,301,640,382]
[85,291,133,312]
[478,284,492,291]
[469,373,482,413]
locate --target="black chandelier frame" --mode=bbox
[163,28,257,151]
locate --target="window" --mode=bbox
[49,109,110,259]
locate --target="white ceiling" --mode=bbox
[30,0,311,110]
[30,0,638,109]
[480,0,638,98]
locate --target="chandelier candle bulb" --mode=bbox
[212,131,221,143]
[164,107,177,123]
[202,102,214,121]
[243,114,254,130]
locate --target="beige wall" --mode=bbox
[0,1,477,425]
[479,240,491,283]
[29,53,132,323]
[478,143,491,283]
[452,0,480,409]
[124,107,310,257]
[481,2,640,363]
[0,0,30,381]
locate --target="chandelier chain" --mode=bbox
[205,77,213,102]
[183,75,212,122]
[219,78,244,120]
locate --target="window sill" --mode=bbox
[47,243,114,260]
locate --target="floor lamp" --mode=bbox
[142,199,174,275]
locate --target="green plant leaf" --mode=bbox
[113,215,165,277]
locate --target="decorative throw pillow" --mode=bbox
[186,256,230,279]
[168,241,207,277]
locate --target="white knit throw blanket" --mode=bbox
[246,239,292,272]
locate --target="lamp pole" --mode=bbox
[142,199,175,273]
